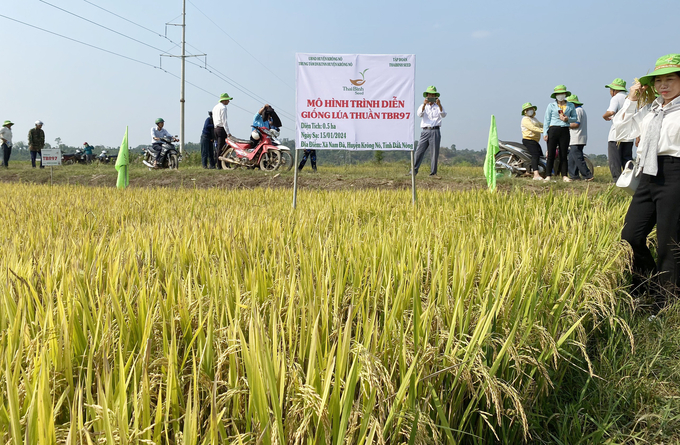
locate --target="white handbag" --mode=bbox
[616,159,641,196]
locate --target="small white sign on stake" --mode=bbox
[41,149,62,166]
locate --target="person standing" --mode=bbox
[83,142,95,163]
[298,149,317,172]
[0,120,14,168]
[612,54,680,303]
[83,141,94,164]
[566,95,593,180]
[410,86,446,177]
[28,120,45,168]
[603,78,634,181]
[520,102,544,180]
[212,93,233,168]
[200,111,215,169]
[543,85,577,182]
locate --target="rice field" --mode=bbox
[0,182,631,444]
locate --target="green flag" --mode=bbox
[115,126,129,189]
[483,115,499,191]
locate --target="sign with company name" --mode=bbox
[41,149,62,166]
[296,53,415,151]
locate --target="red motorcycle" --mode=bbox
[218,127,284,171]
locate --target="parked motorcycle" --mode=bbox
[62,148,88,165]
[218,127,285,171]
[142,136,180,170]
[495,140,594,178]
[97,149,117,164]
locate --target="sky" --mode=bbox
[0,0,678,154]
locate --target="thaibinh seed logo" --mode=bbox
[344,69,368,95]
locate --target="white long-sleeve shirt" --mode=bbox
[612,96,680,158]
[212,102,230,134]
[0,127,12,147]
[417,102,447,128]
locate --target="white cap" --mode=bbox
[35,120,43,126]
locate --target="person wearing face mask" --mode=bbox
[542,85,578,181]
[520,102,544,180]
[612,54,680,305]
[603,78,634,181]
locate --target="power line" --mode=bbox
[75,0,295,120]
[0,13,158,69]
[187,0,295,91]
[187,60,295,122]
[0,13,254,117]
[40,0,169,54]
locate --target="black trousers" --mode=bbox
[522,139,542,172]
[298,149,317,171]
[546,126,569,177]
[200,135,215,168]
[622,156,680,291]
[214,126,228,169]
[2,143,11,167]
[568,145,592,179]
[30,150,44,168]
[608,140,634,181]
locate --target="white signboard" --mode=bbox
[296,53,415,151]
[41,149,62,166]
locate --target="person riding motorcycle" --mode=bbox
[150,118,178,167]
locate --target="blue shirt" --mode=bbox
[543,102,577,135]
[252,113,270,129]
[201,116,214,139]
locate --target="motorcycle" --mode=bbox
[495,140,594,178]
[97,149,117,164]
[218,127,286,171]
[62,148,88,165]
[142,136,180,170]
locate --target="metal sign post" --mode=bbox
[411,150,416,204]
[292,148,300,209]
[41,148,62,186]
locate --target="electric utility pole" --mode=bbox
[162,0,205,156]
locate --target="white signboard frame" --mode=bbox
[294,53,417,207]
[296,53,415,151]
[41,149,62,166]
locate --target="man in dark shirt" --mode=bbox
[200,111,215,168]
[28,120,45,168]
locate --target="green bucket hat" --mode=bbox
[155,118,164,124]
[219,93,233,101]
[566,94,582,105]
[550,85,571,99]
[520,102,537,116]
[605,78,627,92]
[422,86,440,98]
[639,54,680,86]
[3,120,14,126]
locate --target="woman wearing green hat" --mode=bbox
[519,102,544,180]
[542,85,578,181]
[612,54,680,301]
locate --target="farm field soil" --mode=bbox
[0,161,614,194]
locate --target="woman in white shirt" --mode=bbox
[613,54,680,304]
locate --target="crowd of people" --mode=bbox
[511,54,680,302]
